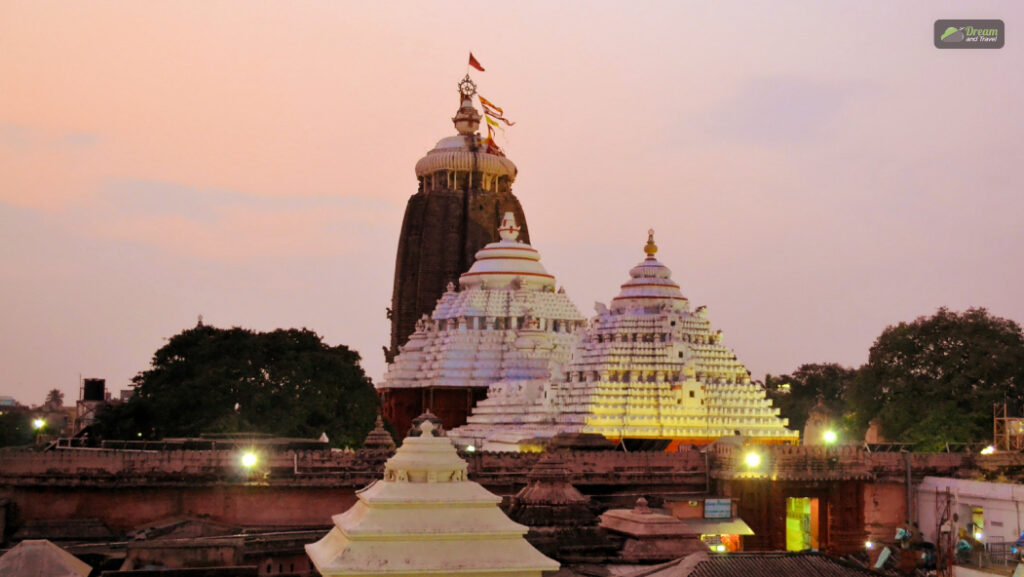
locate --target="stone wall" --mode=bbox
[1,485,358,534]
[0,446,707,540]
[864,481,908,542]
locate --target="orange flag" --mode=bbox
[468,52,485,72]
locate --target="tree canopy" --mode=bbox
[771,308,1024,450]
[96,324,380,448]
[766,363,857,434]
[853,307,1024,450]
[44,388,64,410]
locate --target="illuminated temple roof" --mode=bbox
[449,231,798,451]
[305,419,559,576]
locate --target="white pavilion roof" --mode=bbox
[305,420,559,576]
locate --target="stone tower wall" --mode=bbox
[387,186,530,362]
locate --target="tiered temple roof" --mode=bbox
[449,231,798,451]
[305,419,559,577]
[379,212,585,435]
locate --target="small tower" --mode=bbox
[387,75,531,365]
[306,416,559,577]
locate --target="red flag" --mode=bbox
[468,52,485,72]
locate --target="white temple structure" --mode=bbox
[305,419,559,576]
[379,212,585,433]
[449,231,798,451]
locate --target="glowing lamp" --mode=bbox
[32,418,46,430]
[823,430,838,444]
[744,452,761,467]
[975,531,984,541]
[241,452,258,469]
[715,544,726,552]
[865,541,874,550]
[465,445,476,453]
[980,445,996,455]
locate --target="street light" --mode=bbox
[823,430,838,444]
[241,451,258,469]
[744,452,761,468]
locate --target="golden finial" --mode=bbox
[644,229,658,257]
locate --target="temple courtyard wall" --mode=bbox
[2,443,1022,554]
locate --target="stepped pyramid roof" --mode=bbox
[450,231,798,451]
[380,213,584,391]
[305,419,559,576]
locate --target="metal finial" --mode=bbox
[644,229,658,257]
[458,74,477,98]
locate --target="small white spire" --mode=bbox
[498,212,521,241]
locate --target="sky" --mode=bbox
[2,2,1022,406]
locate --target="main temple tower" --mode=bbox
[386,75,530,364]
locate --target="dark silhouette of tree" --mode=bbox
[766,363,857,434]
[96,324,380,448]
[853,307,1024,450]
[44,388,64,409]
[0,412,34,447]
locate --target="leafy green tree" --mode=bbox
[96,324,380,448]
[854,307,1024,451]
[766,363,858,434]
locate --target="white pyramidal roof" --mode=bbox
[305,420,560,576]
[450,230,798,450]
[380,213,584,391]
[0,539,92,577]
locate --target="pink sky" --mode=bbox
[2,2,1022,405]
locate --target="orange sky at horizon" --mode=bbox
[2,1,1022,406]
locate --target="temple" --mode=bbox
[449,230,798,451]
[305,419,559,577]
[387,75,531,365]
[379,212,585,436]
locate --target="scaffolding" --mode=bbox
[993,403,1024,451]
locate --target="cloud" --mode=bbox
[679,77,851,147]
[0,124,100,151]
[55,179,396,261]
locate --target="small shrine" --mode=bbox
[506,452,615,563]
[305,417,560,577]
[600,498,708,563]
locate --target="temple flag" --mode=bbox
[479,95,516,126]
[468,52,485,72]
[485,116,501,128]
[478,95,503,115]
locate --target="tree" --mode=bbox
[766,363,858,434]
[0,412,35,447]
[44,388,64,409]
[95,324,380,448]
[853,307,1024,451]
